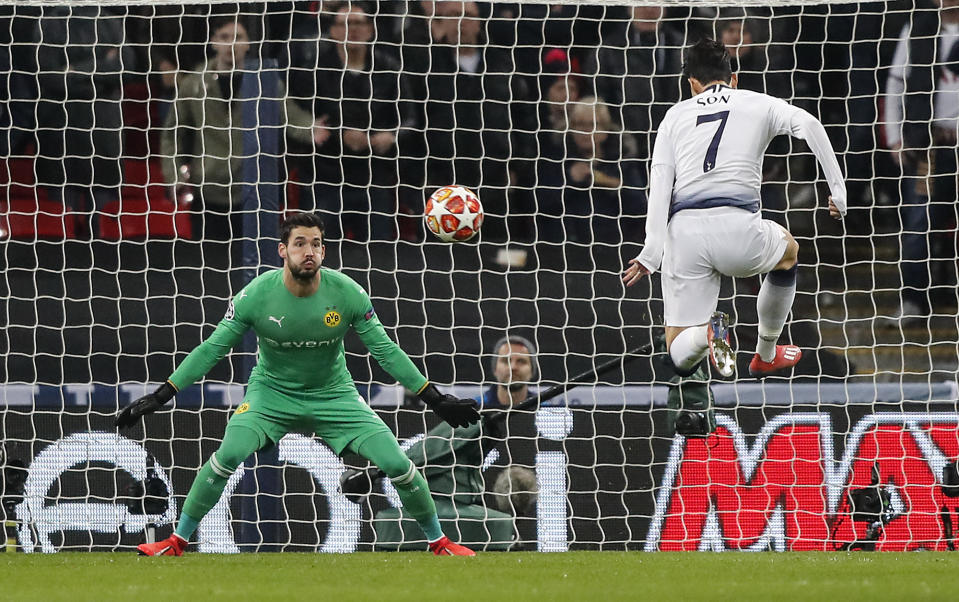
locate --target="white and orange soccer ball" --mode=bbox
[424,186,484,242]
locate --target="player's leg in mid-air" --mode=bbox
[748,224,803,377]
[318,401,475,556]
[665,314,734,378]
[663,207,804,379]
[662,209,734,378]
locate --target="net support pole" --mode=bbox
[238,57,283,552]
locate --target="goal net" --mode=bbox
[1,0,958,553]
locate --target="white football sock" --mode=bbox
[669,326,709,373]
[756,275,797,362]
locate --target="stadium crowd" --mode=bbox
[0,1,953,317]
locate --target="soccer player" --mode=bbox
[115,212,480,556]
[622,38,846,378]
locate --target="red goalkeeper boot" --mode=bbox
[707,312,735,377]
[137,534,187,556]
[428,536,475,556]
[749,345,802,378]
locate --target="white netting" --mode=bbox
[1,1,958,553]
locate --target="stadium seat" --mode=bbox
[97,159,192,240]
[98,197,191,240]
[1,157,78,239]
[0,197,77,241]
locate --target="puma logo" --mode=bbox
[269,316,285,328]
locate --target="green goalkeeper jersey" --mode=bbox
[169,268,428,396]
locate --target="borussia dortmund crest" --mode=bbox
[324,310,341,328]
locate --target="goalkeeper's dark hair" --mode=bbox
[280,212,326,244]
[490,335,539,379]
[682,38,732,84]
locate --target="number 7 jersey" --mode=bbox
[636,83,846,273]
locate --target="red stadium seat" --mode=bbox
[98,159,192,240]
[0,197,77,240]
[1,157,77,240]
[98,196,191,240]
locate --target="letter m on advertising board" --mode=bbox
[645,413,959,551]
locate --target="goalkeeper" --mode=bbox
[115,212,480,557]
[341,336,540,551]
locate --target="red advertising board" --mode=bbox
[647,413,959,551]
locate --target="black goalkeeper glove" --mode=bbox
[115,381,178,429]
[418,382,481,428]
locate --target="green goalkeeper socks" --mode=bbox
[393,468,443,541]
[174,513,201,541]
[178,423,260,534]
[355,431,444,541]
[180,458,231,532]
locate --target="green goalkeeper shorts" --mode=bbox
[227,379,393,454]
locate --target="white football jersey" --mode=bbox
[653,84,801,215]
[637,83,846,273]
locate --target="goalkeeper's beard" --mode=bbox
[289,261,319,282]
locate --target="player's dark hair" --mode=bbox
[280,212,326,244]
[682,38,732,84]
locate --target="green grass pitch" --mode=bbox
[2,552,958,601]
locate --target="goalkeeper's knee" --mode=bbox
[388,460,418,487]
[209,424,262,475]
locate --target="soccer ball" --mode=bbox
[424,186,484,242]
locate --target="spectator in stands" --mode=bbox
[536,97,645,245]
[404,0,534,242]
[720,19,764,93]
[537,49,590,160]
[817,2,894,232]
[586,5,684,164]
[535,3,610,69]
[150,50,179,128]
[346,335,540,551]
[531,48,584,242]
[30,6,135,239]
[884,0,959,323]
[717,18,792,213]
[479,335,537,409]
[161,16,328,241]
[287,3,411,242]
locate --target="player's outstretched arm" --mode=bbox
[628,130,675,281]
[115,381,178,428]
[789,109,847,219]
[115,286,252,429]
[418,382,481,428]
